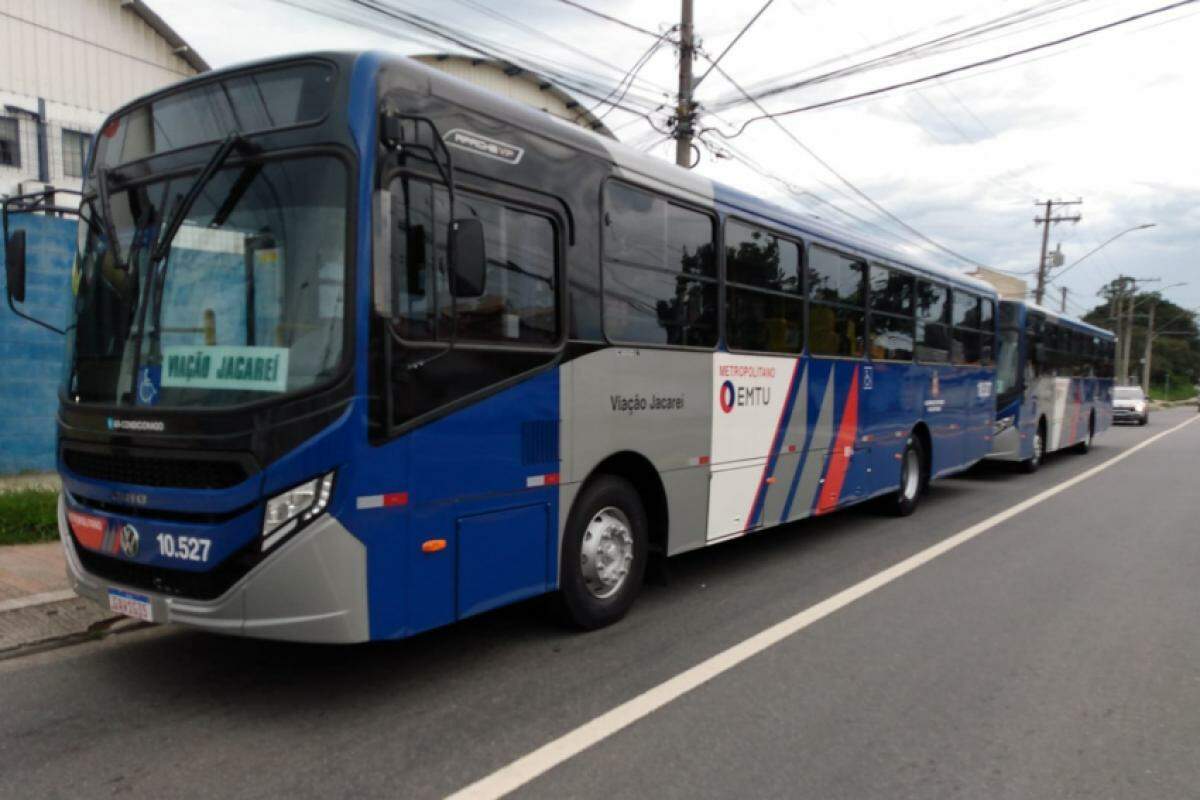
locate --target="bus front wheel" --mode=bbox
[884,436,925,517]
[559,475,648,630]
[1020,421,1046,474]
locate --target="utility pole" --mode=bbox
[1034,199,1082,305]
[1108,275,1136,384]
[1060,286,1068,314]
[1142,298,1157,392]
[673,0,695,168]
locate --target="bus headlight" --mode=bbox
[261,471,335,552]
[993,415,1015,435]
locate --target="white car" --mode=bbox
[1112,385,1149,426]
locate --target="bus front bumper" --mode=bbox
[59,496,370,643]
[985,421,1024,462]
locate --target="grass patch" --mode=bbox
[1148,382,1198,402]
[0,489,59,546]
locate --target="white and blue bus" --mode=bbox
[989,300,1115,471]
[3,53,1000,642]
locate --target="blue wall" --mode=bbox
[0,215,75,474]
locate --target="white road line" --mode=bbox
[447,415,1200,800]
[0,589,77,614]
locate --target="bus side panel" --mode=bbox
[962,364,996,467]
[562,348,712,559]
[863,360,923,496]
[354,369,561,638]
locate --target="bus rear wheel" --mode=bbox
[885,436,925,517]
[559,475,648,630]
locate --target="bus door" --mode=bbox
[379,169,563,633]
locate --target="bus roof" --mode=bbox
[1004,299,1115,339]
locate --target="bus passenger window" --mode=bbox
[725,220,803,354]
[915,282,950,363]
[602,182,717,347]
[808,246,865,357]
[868,264,914,361]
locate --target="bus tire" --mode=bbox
[1020,419,1046,474]
[885,436,925,517]
[1072,414,1094,454]
[558,475,648,630]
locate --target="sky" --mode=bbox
[147,0,1200,321]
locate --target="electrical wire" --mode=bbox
[703,0,1199,140]
[691,0,774,91]
[280,0,673,123]
[552,0,663,40]
[708,0,1100,111]
[449,0,673,98]
[696,50,992,269]
[588,26,677,120]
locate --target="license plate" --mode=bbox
[108,588,154,622]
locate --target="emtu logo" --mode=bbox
[719,380,771,413]
[719,381,736,414]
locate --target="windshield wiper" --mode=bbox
[94,166,124,267]
[151,131,256,265]
[125,132,258,403]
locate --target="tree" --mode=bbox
[1082,288,1200,394]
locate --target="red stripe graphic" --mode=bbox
[816,367,860,516]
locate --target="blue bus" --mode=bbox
[3,52,999,642]
[989,300,1115,471]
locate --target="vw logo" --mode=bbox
[119,523,140,558]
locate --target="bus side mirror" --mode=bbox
[5,229,27,304]
[449,218,486,299]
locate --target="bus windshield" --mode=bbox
[65,154,349,408]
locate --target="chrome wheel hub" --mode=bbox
[902,447,920,501]
[580,506,634,599]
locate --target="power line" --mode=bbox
[588,26,677,120]
[695,50,992,269]
[552,0,663,40]
[708,0,1096,112]
[450,0,673,97]
[704,0,1199,140]
[691,0,774,91]
[282,0,673,123]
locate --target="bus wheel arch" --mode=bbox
[1074,410,1095,454]
[581,452,669,559]
[1021,416,1047,473]
[558,453,662,629]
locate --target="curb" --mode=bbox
[0,594,127,658]
[0,589,77,613]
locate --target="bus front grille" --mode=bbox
[62,447,251,490]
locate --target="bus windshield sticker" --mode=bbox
[443,129,525,165]
[161,345,289,392]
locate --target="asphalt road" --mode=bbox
[2,409,1198,800]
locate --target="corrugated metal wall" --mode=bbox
[0,0,197,112]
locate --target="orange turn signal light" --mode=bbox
[421,539,447,553]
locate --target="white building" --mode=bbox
[0,0,207,199]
